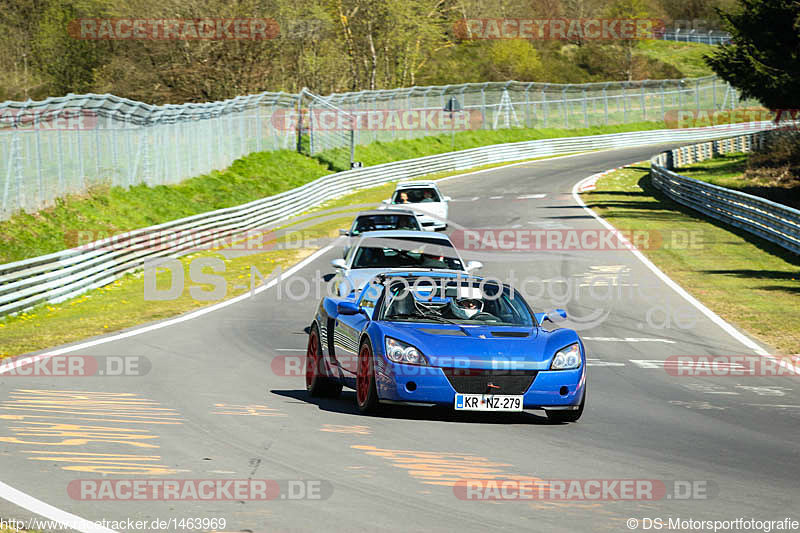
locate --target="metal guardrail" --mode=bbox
[0,121,783,317]
[650,131,800,255]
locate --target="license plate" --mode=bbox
[454,394,523,411]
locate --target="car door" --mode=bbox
[334,281,382,374]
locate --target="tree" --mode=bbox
[705,0,800,110]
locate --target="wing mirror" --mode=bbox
[465,260,483,272]
[339,229,350,236]
[337,301,360,315]
[381,199,391,204]
[443,195,452,202]
[535,309,567,324]
[331,258,347,270]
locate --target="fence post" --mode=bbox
[541,85,548,128]
[562,86,568,128]
[525,83,532,128]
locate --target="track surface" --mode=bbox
[1,146,798,532]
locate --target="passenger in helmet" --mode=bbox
[449,297,483,320]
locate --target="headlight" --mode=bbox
[385,337,426,365]
[550,343,582,370]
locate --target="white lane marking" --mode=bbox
[683,384,740,395]
[470,196,480,201]
[529,220,572,229]
[586,358,626,367]
[572,172,772,358]
[583,337,675,343]
[670,400,726,410]
[0,480,116,533]
[748,404,800,409]
[517,194,547,199]
[629,359,748,369]
[735,385,792,396]
[489,195,504,200]
[275,348,306,351]
[510,224,522,229]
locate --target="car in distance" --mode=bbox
[329,230,482,297]
[382,181,450,231]
[305,271,586,423]
[339,209,423,258]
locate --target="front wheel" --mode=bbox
[546,386,585,423]
[356,340,380,414]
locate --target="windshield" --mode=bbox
[352,214,420,235]
[392,187,441,204]
[380,279,534,327]
[351,237,463,270]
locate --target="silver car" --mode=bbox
[339,209,423,258]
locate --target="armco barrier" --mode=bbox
[0,121,785,317]
[650,131,800,255]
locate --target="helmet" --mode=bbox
[450,297,483,319]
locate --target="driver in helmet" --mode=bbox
[449,297,483,319]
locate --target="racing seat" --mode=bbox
[387,291,416,316]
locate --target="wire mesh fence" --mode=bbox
[1,75,755,220]
[308,76,756,168]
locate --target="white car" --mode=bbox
[382,181,450,231]
[329,230,481,297]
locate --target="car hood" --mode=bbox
[377,322,581,370]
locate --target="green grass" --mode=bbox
[583,164,800,354]
[636,40,716,78]
[677,153,800,210]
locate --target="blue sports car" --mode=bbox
[305,271,586,423]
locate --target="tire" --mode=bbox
[356,340,380,414]
[306,324,342,398]
[546,386,586,424]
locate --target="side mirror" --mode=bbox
[337,301,360,315]
[535,309,568,324]
[465,260,483,272]
[443,196,452,202]
[339,229,350,236]
[331,258,347,270]
[382,199,391,204]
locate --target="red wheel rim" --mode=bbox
[306,332,319,387]
[357,344,372,406]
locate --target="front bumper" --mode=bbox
[374,360,585,408]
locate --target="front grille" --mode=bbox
[441,368,537,395]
